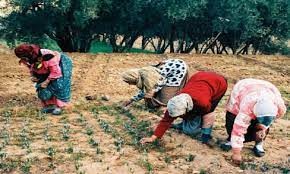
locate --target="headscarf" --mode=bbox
[254,97,277,128]
[167,93,193,117]
[122,66,163,93]
[14,44,41,64]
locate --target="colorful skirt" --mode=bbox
[36,54,73,103]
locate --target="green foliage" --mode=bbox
[0,0,288,54]
[89,41,113,53]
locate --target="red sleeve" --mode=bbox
[153,110,176,138]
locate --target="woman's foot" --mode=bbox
[253,142,265,157]
[41,105,56,114]
[220,141,232,151]
[52,108,62,115]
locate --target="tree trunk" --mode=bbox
[202,32,221,54]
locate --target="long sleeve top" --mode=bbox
[31,49,62,80]
[132,59,188,101]
[153,71,228,138]
[226,78,286,150]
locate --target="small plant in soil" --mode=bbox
[164,156,171,164]
[185,154,195,162]
[61,123,70,141]
[1,129,10,147]
[3,110,12,124]
[43,125,52,142]
[47,147,56,169]
[20,158,32,174]
[20,127,30,149]
[0,161,17,173]
[66,143,74,154]
[114,137,124,152]
[85,126,94,136]
[88,138,99,148]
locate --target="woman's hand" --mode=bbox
[140,135,157,145]
[122,100,133,108]
[31,76,39,83]
[231,148,242,165]
[40,79,50,88]
[144,91,155,99]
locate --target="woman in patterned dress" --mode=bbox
[221,78,286,164]
[14,44,73,115]
[121,59,188,109]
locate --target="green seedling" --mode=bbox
[164,156,171,164]
[88,138,99,148]
[20,158,32,174]
[66,144,74,154]
[20,127,30,149]
[114,137,124,152]
[185,154,195,162]
[86,127,94,136]
[61,124,70,141]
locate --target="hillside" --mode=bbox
[0,51,289,174]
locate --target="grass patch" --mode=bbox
[89,41,113,53]
[89,41,154,53]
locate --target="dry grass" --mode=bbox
[0,51,289,173]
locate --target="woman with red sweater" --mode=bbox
[140,71,228,144]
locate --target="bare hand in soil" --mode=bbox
[231,153,242,165]
[122,100,132,107]
[140,135,157,145]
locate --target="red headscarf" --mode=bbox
[14,44,41,63]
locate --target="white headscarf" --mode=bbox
[167,93,193,117]
[254,96,277,127]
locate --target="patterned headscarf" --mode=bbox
[14,44,41,63]
[122,66,163,93]
[167,93,193,117]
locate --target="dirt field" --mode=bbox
[0,49,289,174]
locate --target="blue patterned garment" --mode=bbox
[36,54,73,102]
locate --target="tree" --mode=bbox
[1,0,111,52]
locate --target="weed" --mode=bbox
[0,151,7,160]
[20,158,32,174]
[61,124,70,141]
[20,127,30,149]
[240,162,258,170]
[2,110,12,124]
[47,147,56,169]
[185,154,195,162]
[1,129,10,146]
[85,127,94,136]
[99,120,112,133]
[36,111,46,121]
[140,158,153,173]
[164,156,171,164]
[0,161,17,173]
[77,114,86,124]
[199,169,208,174]
[88,138,99,148]
[66,144,74,154]
[43,125,52,142]
[114,137,124,152]
[47,147,56,158]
